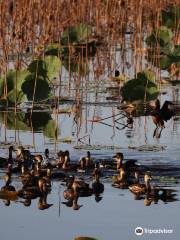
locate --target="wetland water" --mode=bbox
[0,82,180,240]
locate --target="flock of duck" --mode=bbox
[0,145,178,210]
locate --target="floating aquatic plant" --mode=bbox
[121,69,159,102]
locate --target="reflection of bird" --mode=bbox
[150,99,175,138]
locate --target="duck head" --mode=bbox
[113,152,124,169]
[45,148,49,158]
[15,146,24,156]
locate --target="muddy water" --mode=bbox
[0,84,180,240]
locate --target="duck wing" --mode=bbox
[129,184,146,194]
[123,159,138,168]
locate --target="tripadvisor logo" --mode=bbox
[135,227,144,236]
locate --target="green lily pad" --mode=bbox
[121,69,159,102]
[43,120,58,139]
[161,6,180,29]
[27,59,47,78]
[45,43,62,57]
[21,75,50,101]
[61,23,92,45]
[0,112,29,131]
[0,69,29,99]
[146,26,173,48]
[44,55,61,80]
[7,90,25,105]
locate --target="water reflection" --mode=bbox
[131,188,178,206]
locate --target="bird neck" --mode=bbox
[145,179,151,191]
[9,148,13,160]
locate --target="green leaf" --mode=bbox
[146,26,173,48]
[7,90,25,104]
[45,43,62,56]
[44,56,61,80]
[0,112,29,131]
[121,69,159,102]
[21,75,50,101]
[161,6,180,29]
[43,120,58,139]
[61,23,92,45]
[28,59,47,78]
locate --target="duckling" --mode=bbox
[113,152,138,171]
[15,146,24,164]
[56,150,64,168]
[62,151,70,170]
[129,173,152,195]
[92,163,104,194]
[42,148,52,168]
[20,165,33,188]
[112,167,129,189]
[1,173,16,191]
[34,154,43,164]
[0,146,14,168]
[38,168,52,195]
[64,176,92,199]
[79,151,94,169]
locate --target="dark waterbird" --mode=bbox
[149,99,175,138]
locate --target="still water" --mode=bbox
[0,83,180,240]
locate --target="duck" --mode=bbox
[41,148,52,168]
[112,167,129,189]
[1,172,16,192]
[38,168,52,195]
[92,163,104,194]
[149,99,175,138]
[129,173,152,195]
[56,150,64,168]
[63,176,92,200]
[113,152,138,171]
[78,151,94,172]
[0,146,14,168]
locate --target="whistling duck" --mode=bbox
[129,173,152,195]
[0,146,14,168]
[62,151,71,170]
[38,168,52,194]
[92,163,104,194]
[78,151,94,172]
[113,152,138,170]
[1,173,16,192]
[112,167,129,189]
[64,176,92,200]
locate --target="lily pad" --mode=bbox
[0,69,29,103]
[146,26,173,48]
[44,55,61,80]
[43,120,58,139]
[45,43,62,56]
[121,69,159,102]
[21,75,50,101]
[7,90,25,105]
[161,6,180,29]
[61,23,92,45]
